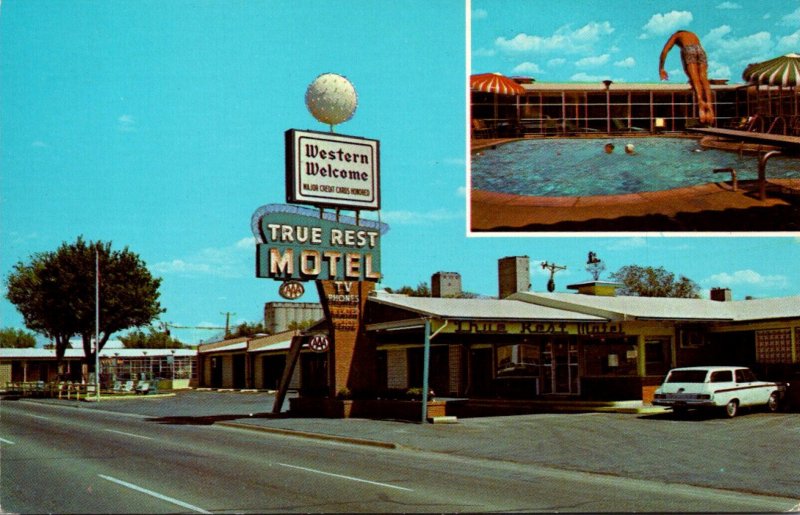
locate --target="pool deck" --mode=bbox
[470,138,800,232]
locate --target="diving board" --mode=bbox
[688,127,800,150]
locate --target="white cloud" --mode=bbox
[640,10,693,39]
[703,26,773,66]
[780,7,800,26]
[570,72,614,82]
[456,186,467,198]
[152,238,253,278]
[776,30,800,53]
[495,22,614,55]
[707,61,731,79]
[575,54,610,68]
[605,237,648,250]
[31,140,48,148]
[716,2,741,9]
[703,269,789,290]
[117,114,136,132]
[548,58,567,67]
[614,57,636,68]
[381,209,464,225]
[472,8,488,20]
[512,61,541,74]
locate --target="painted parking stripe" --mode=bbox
[278,462,413,492]
[0,437,15,445]
[98,474,210,514]
[103,429,154,440]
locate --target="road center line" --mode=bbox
[277,462,413,492]
[103,429,154,440]
[98,474,211,514]
[0,437,15,445]
[28,414,51,421]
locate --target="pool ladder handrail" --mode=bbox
[713,167,738,192]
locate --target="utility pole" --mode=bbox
[541,261,567,292]
[221,312,236,338]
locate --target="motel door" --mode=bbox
[543,339,579,395]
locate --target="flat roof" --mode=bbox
[368,291,607,322]
[511,292,800,322]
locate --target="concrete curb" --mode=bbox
[216,421,398,450]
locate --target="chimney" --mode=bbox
[710,287,732,302]
[432,272,462,298]
[499,256,530,299]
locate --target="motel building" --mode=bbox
[471,78,794,136]
[195,257,799,412]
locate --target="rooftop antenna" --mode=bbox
[541,261,567,292]
[586,251,606,281]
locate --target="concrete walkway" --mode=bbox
[471,179,800,231]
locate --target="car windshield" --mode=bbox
[666,370,708,383]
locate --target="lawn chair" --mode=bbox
[122,380,135,393]
[135,381,150,395]
[471,119,495,139]
[563,119,599,135]
[613,118,647,132]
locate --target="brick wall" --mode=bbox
[386,349,408,389]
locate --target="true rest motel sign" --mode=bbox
[286,129,380,211]
[256,210,381,282]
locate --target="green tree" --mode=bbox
[385,281,480,298]
[5,237,164,374]
[610,265,700,298]
[0,328,37,348]
[119,327,184,349]
[386,282,431,297]
[229,321,269,338]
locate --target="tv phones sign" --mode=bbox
[285,129,380,210]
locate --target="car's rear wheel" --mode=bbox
[724,399,739,418]
[767,392,780,413]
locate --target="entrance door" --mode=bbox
[544,339,579,395]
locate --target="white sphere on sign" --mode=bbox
[305,73,358,126]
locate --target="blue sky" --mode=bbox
[471,0,800,83]
[2,1,800,344]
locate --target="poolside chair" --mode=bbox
[563,119,599,135]
[612,119,647,132]
[471,119,495,139]
[122,380,135,393]
[135,381,150,395]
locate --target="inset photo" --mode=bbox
[469,1,800,233]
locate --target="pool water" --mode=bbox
[471,138,800,197]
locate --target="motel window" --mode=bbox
[583,337,638,376]
[496,344,540,378]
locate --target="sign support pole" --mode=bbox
[421,318,431,424]
[272,335,304,414]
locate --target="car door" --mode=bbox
[734,368,759,406]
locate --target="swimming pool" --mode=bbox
[471,137,800,197]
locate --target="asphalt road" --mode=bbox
[1,399,798,513]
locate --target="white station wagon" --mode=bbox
[653,366,782,417]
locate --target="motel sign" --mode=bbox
[255,210,381,282]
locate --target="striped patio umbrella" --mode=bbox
[742,53,800,117]
[470,72,526,95]
[470,73,526,123]
[743,53,800,87]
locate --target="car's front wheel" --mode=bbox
[767,392,780,413]
[724,399,739,418]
